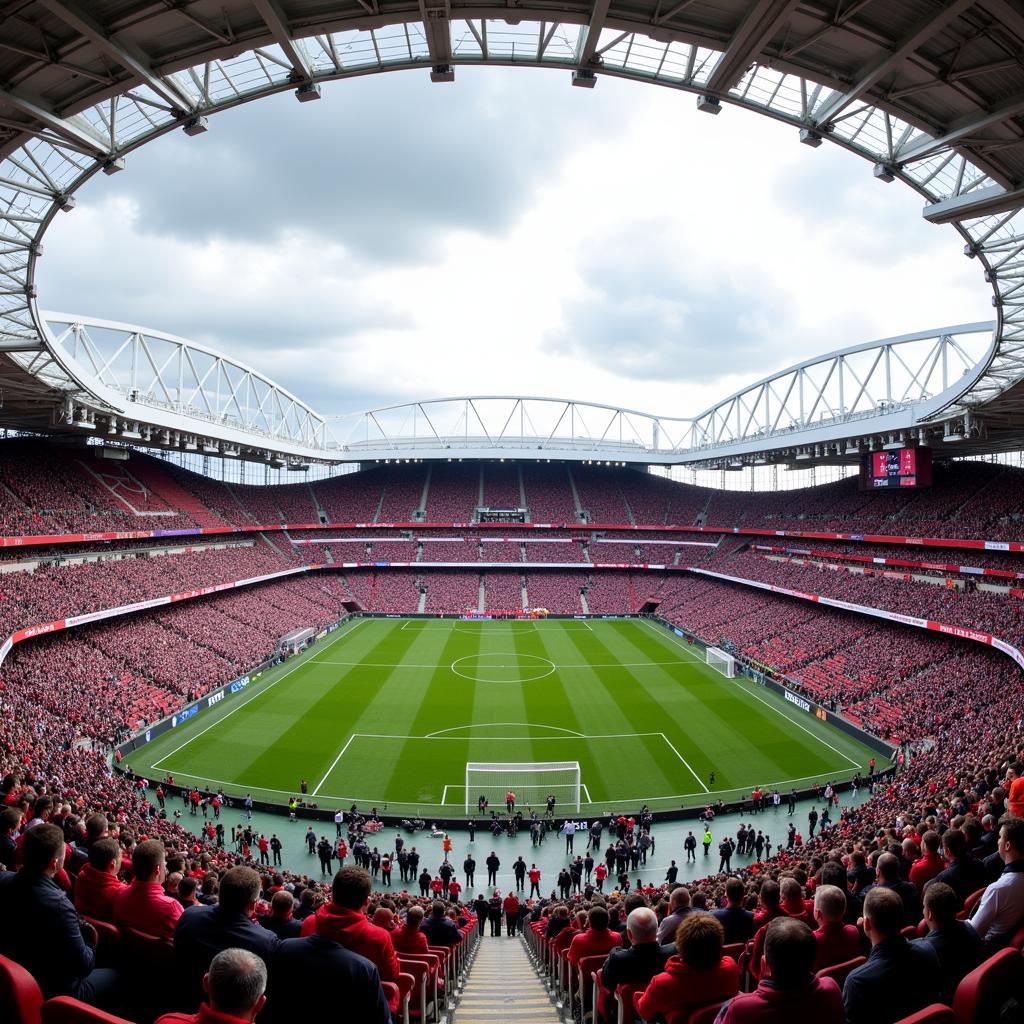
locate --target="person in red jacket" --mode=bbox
[392,905,430,955]
[156,948,266,1024]
[635,913,740,1024]
[73,837,127,923]
[779,878,814,926]
[299,866,401,1013]
[528,864,542,898]
[594,862,607,892]
[909,831,945,890]
[567,905,622,965]
[503,891,520,937]
[112,839,183,940]
[811,885,863,971]
[717,918,844,1023]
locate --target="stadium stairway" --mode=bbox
[129,458,226,527]
[453,935,562,1024]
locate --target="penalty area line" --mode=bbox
[659,733,710,793]
[311,734,357,797]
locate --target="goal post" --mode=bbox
[464,761,581,814]
[706,647,736,678]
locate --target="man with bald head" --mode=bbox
[599,906,673,1019]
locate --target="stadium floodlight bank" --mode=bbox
[706,647,736,678]
[465,761,581,814]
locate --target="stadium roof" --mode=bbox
[1,1,1024,467]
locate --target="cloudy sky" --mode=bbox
[38,67,989,428]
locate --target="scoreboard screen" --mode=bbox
[860,447,932,489]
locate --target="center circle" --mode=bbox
[450,652,556,683]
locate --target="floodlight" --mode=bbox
[696,94,721,114]
[183,116,209,137]
[102,157,125,175]
[873,163,895,183]
[57,194,76,212]
[572,70,596,88]
[799,128,822,147]
[295,83,322,102]
[431,65,455,83]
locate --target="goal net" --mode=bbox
[706,647,736,678]
[464,761,581,814]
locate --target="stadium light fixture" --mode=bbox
[696,95,721,114]
[182,116,209,137]
[430,65,455,83]
[102,157,125,175]
[873,163,896,183]
[799,128,822,147]
[571,70,596,88]
[295,83,322,102]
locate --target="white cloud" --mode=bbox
[37,68,989,421]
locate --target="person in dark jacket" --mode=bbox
[600,907,672,1020]
[259,891,302,939]
[913,882,984,1003]
[421,900,461,947]
[265,933,391,1023]
[712,877,756,944]
[488,891,503,936]
[174,866,279,1010]
[473,894,488,935]
[843,887,941,1024]
[0,824,118,1006]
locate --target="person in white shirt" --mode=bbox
[334,809,344,837]
[561,820,576,854]
[968,817,1024,948]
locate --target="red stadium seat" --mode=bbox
[894,1006,956,1024]
[959,888,987,921]
[815,955,866,988]
[79,918,120,969]
[41,997,134,1024]
[687,1000,729,1024]
[0,953,43,1024]
[952,947,1024,1024]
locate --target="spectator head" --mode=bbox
[759,880,780,910]
[669,886,691,912]
[942,828,967,862]
[371,907,395,929]
[219,867,262,916]
[88,837,121,874]
[876,852,900,883]
[819,861,847,890]
[920,831,940,856]
[1007,762,1023,783]
[764,918,816,989]
[405,906,425,929]
[32,796,53,822]
[675,913,725,970]
[270,891,294,920]
[813,885,847,926]
[863,887,904,944]
[625,907,658,945]
[999,817,1024,865]
[132,840,166,884]
[724,877,745,907]
[84,813,109,843]
[179,877,198,905]
[780,877,803,905]
[923,882,957,932]
[21,823,65,876]
[430,901,446,918]
[202,948,267,1022]
[332,867,372,910]
[588,906,609,932]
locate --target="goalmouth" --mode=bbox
[706,646,736,678]
[465,761,581,814]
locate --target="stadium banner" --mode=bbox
[688,566,1024,672]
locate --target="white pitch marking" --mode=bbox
[425,722,585,738]
[311,733,358,797]
[643,619,862,769]
[658,732,710,793]
[151,618,366,770]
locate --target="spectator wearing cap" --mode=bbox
[74,837,127,923]
[811,884,862,972]
[156,948,267,1024]
[914,882,984,1003]
[967,815,1024,948]
[635,913,740,1023]
[842,887,941,1024]
[717,917,844,1023]
[113,839,183,941]
[0,823,118,1006]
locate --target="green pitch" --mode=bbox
[129,617,879,815]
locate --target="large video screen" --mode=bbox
[859,447,932,489]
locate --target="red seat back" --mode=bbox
[952,947,1024,1024]
[893,1005,955,1024]
[815,955,866,988]
[0,953,43,1024]
[41,997,134,1024]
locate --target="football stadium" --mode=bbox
[2,3,1024,1024]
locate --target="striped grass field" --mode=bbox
[128,617,878,815]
